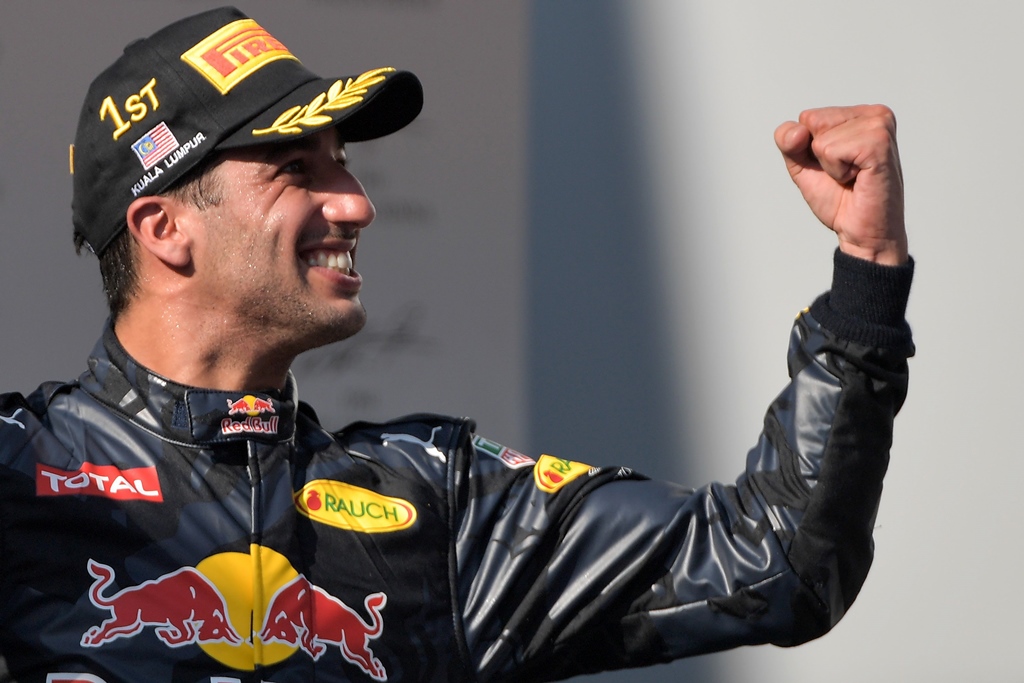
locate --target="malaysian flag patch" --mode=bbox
[131,122,179,170]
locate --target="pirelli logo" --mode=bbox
[181,19,298,94]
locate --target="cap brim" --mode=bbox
[217,68,423,149]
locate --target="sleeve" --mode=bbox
[451,249,915,683]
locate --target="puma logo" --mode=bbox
[0,408,25,430]
[381,426,446,464]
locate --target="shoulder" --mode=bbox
[0,381,75,468]
[336,413,473,471]
[0,392,33,446]
[1,381,72,433]
[312,412,542,488]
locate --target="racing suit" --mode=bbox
[0,250,913,683]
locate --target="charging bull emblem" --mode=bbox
[221,394,279,435]
[260,575,388,680]
[81,559,243,648]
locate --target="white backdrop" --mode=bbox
[626,1,1022,681]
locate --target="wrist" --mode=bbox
[837,234,909,266]
[838,239,909,266]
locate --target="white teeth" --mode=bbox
[306,250,352,274]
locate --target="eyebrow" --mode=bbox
[259,136,321,164]
[256,132,346,166]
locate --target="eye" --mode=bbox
[279,158,308,176]
[334,147,348,168]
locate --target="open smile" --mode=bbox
[304,249,353,275]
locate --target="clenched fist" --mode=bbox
[775,105,907,265]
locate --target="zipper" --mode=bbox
[247,439,267,671]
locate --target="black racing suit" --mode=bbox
[0,251,913,682]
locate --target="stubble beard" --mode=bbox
[244,281,368,359]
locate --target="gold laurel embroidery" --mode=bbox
[252,67,396,136]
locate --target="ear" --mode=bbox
[125,195,195,268]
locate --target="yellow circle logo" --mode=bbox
[196,546,299,668]
[81,547,389,678]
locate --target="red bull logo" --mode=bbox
[261,576,387,680]
[81,560,242,648]
[222,394,279,436]
[226,395,276,416]
[79,548,389,678]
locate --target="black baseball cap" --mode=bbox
[71,5,423,256]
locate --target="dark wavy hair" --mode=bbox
[75,154,223,322]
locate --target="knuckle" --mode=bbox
[865,104,897,130]
[811,137,834,162]
[867,121,896,147]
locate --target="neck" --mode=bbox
[113,302,294,392]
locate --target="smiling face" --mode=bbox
[185,127,376,357]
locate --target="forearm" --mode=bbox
[457,253,916,676]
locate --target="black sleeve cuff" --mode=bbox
[808,248,914,349]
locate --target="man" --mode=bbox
[0,6,913,683]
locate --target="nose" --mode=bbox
[319,165,376,231]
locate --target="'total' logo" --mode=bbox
[36,463,163,501]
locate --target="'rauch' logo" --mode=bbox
[295,481,417,533]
